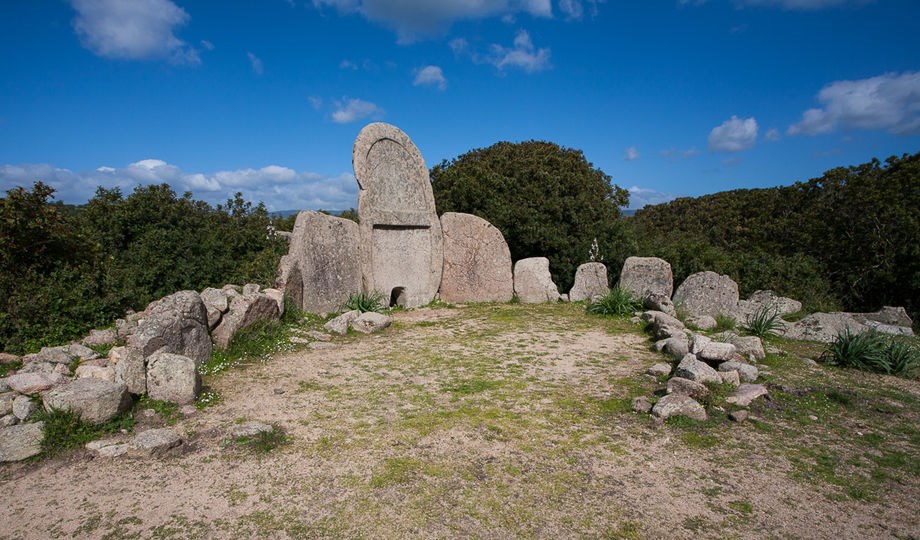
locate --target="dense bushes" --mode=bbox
[0,182,287,353]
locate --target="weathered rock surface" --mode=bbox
[212,292,281,349]
[651,393,707,421]
[719,370,741,386]
[43,379,130,424]
[200,287,232,329]
[82,329,117,347]
[618,257,673,300]
[146,352,201,405]
[513,258,560,304]
[274,211,363,313]
[0,392,14,416]
[130,428,182,457]
[854,306,913,328]
[354,123,443,308]
[687,315,718,331]
[730,335,766,360]
[738,290,802,319]
[674,354,721,385]
[646,363,672,377]
[12,395,36,420]
[569,262,609,303]
[86,438,130,458]
[644,293,677,317]
[75,364,116,382]
[351,312,392,334]
[0,422,44,462]
[129,290,212,367]
[324,310,360,335]
[667,377,709,399]
[673,271,740,319]
[438,212,514,303]
[6,373,58,394]
[242,283,260,295]
[785,312,867,343]
[690,335,737,363]
[231,421,274,438]
[653,336,689,359]
[33,346,74,365]
[631,396,653,414]
[0,352,20,364]
[718,361,759,383]
[726,384,768,407]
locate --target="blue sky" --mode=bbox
[1,0,918,211]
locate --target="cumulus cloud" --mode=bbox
[413,65,447,90]
[68,0,200,64]
[558,0,603,19]
[488,29,551,73]
[312,0,554,42]
[0,160,359,212]
[764,128,781,141]
[708,115,759,152]
[627,186,679,209]
[788,71,920,136]
[247,52,264,75]
[624,146,640,161]
[331,97,385,123]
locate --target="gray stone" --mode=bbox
[351,312,392,334]
[654,336,689,359]
[0,352,20,364]
[644,293,676,317]
[730,335,766,360]
[53,363,72,377]
[66,343,99,361]
[785,312,868,343]
[853,306,913,328]
[275,211,363,314]
[744,290,802,317]
[673,271,740,319]
[718,361,759,383]
[12,395,36,420]
[82,329,118,347]
[569,262,609,303]
[438,212,514,303]
[674,354,721,385]
[75,364,116,382]
[128,290,212,367]
[212,292,281,349]
[14,360,53,375]
[863,321,914,336]
[0,378,8,393]
[242,283,261,295]
[719,370,741,386]
[263,288,285,316]
[651,393,707,421]
[0,422,44,462]
[200,287,230,313]
[130,428,182,457]
[115,347,147,395]
[618,256,673,300]
[115,317,137,340]
[231,421,273,438]
[324,310,360,335]
[0,414,17,427]
[726,384,768,407]
[666,377,709,399]
[691,335,737,363]
[0,392,14,416]
[43,379,130,424]
[305,330,331,342]
[107,346,126,365]
[6,373,57,394]
[729,409,750,422]
[631,396,653,414]
[641,310,685,331]
[513,258,560,303]
[34,346,74,365]
[86,439,130,458]
[687,315,718,331]
[146,352,201,405]
[646,363,672,377]
[354,123,443,308]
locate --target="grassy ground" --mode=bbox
[1,302,918,539]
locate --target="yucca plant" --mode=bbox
[881,339,920,376]
[586,287,641,316]
[342,291,385,313]
[742,305,784,338]
[820,329,919,376]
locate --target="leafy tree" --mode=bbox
[431,141,629,290]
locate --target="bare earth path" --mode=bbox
[1,303,918,539]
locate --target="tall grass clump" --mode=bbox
[342,291,385,313]
[742,306,784,338]
[820,329,920,376]
[586,287,642,316]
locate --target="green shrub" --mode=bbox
[714,314,737,332]
[342,291,385,313]
[820,329,920,376]
[586,287,641,316]
[742,306,783,338]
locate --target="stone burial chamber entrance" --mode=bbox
[353,123,443,308]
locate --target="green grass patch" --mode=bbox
[37,407,135,457]
[195,388,221,409]
[0,360,22,377]
[681,430,720,449]
[235,426,287,453]
[586,287,642,317]
[441,377,504,396]
[137,395,181,424]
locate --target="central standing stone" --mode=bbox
[353,123,443,308]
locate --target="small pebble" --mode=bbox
[273,388,285,395]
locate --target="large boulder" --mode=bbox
[569,263,609,302]
[513,258,560,304]
[737,290,802,320]
[200,287,234,330]
[726,384,768,407]
[274,211,362,314]
[6,373,61,394]
[651,394,707,421]
[672,271,740,319]
[673,354,721,385]
[0,422,44,462]
[128,290,212,366]
[438,212,514,303]
[690,335,737,363]
[43,379,131,424]
[618,257,673,300]
[850,307,915,336]
[351,312,392,334]
[212,292,281,349]
[666,377,709,400]
[146,352,201,405]
[785,312,867,343]
[730,335,766,360]
[324,310,360,335]
[82,329,118,348]
[718,361,759,383]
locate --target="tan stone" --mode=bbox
[618,256,673,299]
[513,258,560,304]
[569,262,609,302]
[438,212,513,303]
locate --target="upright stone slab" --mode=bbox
[618,257,673,300]
[513,257,560,304]
[274,211,362,314]
[672,271,739,319]
[569,262,609,302]
[354,123,443,308]
[438,212,513,303]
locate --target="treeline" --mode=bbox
[0,183,287,353]
[626,152,920,321]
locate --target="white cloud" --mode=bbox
[308,96,324,110]
[247,52,264,75]
[558,0,603,19]
[200,39,214,51]
[68,0,200,64]
[764,128,781,141]
[788,71,920,136]
[708,115,759,152]
[488,29,551,73]
[449,38,469,55]
[624,146,640,161]
[312,0,554,42]
[331,97,384,123]
[413,65,447,90]
[659,147,699,161]
[0,160,359,212]
[627,186,679,209]
[734,0,870,9]
[339,59,357,70]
